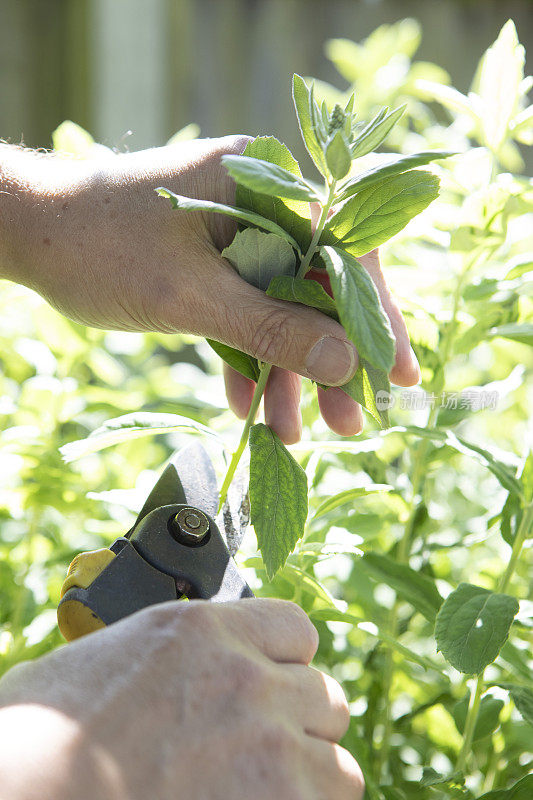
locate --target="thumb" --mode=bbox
[198,265,359,387]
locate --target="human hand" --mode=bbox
[0,599,364,800]
[1,137,419,442]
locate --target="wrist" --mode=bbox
[0,145,95,287]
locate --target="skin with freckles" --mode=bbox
[0,137,419,444]
[0,600,364,800]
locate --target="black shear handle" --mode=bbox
[57,505,253,641]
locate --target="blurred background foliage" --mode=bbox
[0,3,532,799]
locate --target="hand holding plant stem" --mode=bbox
[160,74,450,576]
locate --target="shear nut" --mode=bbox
[172,507,210,545]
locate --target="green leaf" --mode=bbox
[435,583,519,674]
[235,136,313,251]
[222,154,321,203]
[60,413,218,462]
[336,151,455,202]
[156,188,301,254]
[452,693,504,740]
[266,276,338,319]
[166,122,200,144]
[362,552,443,623]
[496,683,533,726]
[325,130,352,180]
[341,359,391,428]
[221,229,296,292]
[310,607,441,671]
[292,74,328,175]
[489,323,533,346]
[312,484,392,519]
[350,105,406,159]
[324,170,440,256]
[477,775,533,800]
[321,245,395,372]
[249,423,308,579]
[206,340,260,382]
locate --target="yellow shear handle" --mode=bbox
[57,548,116,641]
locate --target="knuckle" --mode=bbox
[249,308,297,366]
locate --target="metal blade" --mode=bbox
[134,442,219,528]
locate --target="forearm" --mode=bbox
[0,144,92,287]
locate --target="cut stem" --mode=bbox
[218,363,271,511]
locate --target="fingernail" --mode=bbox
[305,337,358,386]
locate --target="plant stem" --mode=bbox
[218,180,337,511]
[218,363,271,510]
[498,501,533,594]
[456,673,484,774]
[296,180,337,279]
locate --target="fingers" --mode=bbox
[222,598,319,665]
[356,250,420,386]
[305,738,365,800]
[264,367,302,444]
[223,363,255,419]
[317,386,363,436]
[280,664,350,742]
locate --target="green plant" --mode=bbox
[158,74,452,576]
[1,17,531,800]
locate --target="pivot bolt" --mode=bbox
[172,507,210,545]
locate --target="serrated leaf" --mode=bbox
[266,276,338,319]
[496,683,533,726]
[452,693,504,740]
[350,105,406,159]
[324,170,440,256]
[435,583,519,674]
[249,423,308,579]
[477,775,533,800]
[60,413,218,462]
[236,136,313,251]
[157,188,301,253]
[337,151,455,202]
[321,246,395,372]
[292,74,328,175]
[222,154,321,202]
[341,359,391,428]
[222,229,296,292]
[313,484,392,519]
[362,552,443,623]
[489,323,533,346]
[325,130,352,179]
[206,340,260,382]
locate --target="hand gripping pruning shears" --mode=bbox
[57,443,253,641]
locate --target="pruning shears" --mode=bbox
[57,443,253,641]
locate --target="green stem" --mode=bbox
[456,673,484,774]
[296,180,337,279]
[218,363,271,510]
[218,180,337,511]
[498,502,533,594]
